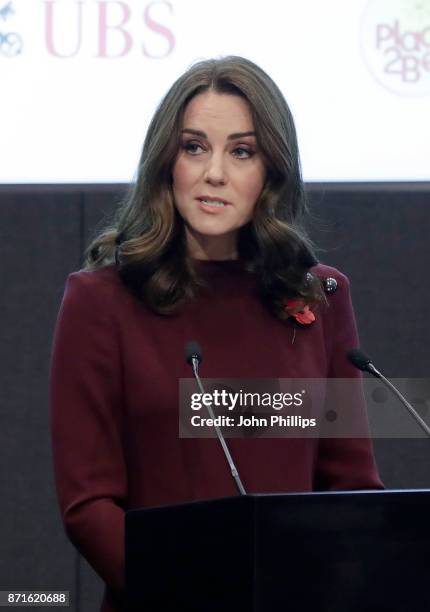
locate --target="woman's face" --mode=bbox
[172,90,266,260]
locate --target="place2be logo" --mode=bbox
[0,1,23,57]
[361,0,430,96]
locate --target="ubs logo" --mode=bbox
[0,1,175,60]
[0,1,23,57]
[361,0,430,96]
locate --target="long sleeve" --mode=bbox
[313,270,384,491]
[49,271,127,593]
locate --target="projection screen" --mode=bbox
[1,0,429,183]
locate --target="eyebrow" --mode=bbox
[181,128,256,140]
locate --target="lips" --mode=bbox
[196,197,230,214]
[196,195,231,206]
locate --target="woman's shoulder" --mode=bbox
[67,264,120,287]
[310,263,350,290]
[310,264,354,318]
[62,265,127,308]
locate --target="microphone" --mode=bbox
[184,341,202,379]
[347,348,430,437]
[347,348,373,372]
[184,341,246,496]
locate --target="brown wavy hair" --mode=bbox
[85,55,325,318]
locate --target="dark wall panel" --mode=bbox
[308,187,430,377]
[0,191,82,608]
[83,187,127,253]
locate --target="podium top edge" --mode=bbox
[126,488,430,516]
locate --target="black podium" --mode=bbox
[126,490,430,611]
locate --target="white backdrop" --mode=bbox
[1,0,429,183]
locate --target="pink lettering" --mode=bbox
[97,1,132,58]
[401,55,420,82]
[376,23,395,49]
[393,20,402,46]
[143,1,175,59]
[45,0,83,58]
[400,31,421,52]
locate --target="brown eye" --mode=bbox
[233,147,255,159]
[182,141,205,155]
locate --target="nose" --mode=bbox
[204,152,227,186]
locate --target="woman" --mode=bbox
[50,56,382,611]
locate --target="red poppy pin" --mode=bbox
[284,299,316,325]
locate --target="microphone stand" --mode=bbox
[367,363,430,438]
[190,356,246,495]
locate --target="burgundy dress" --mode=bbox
[49,260,383,611]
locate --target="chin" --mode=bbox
[187,222,239,237]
